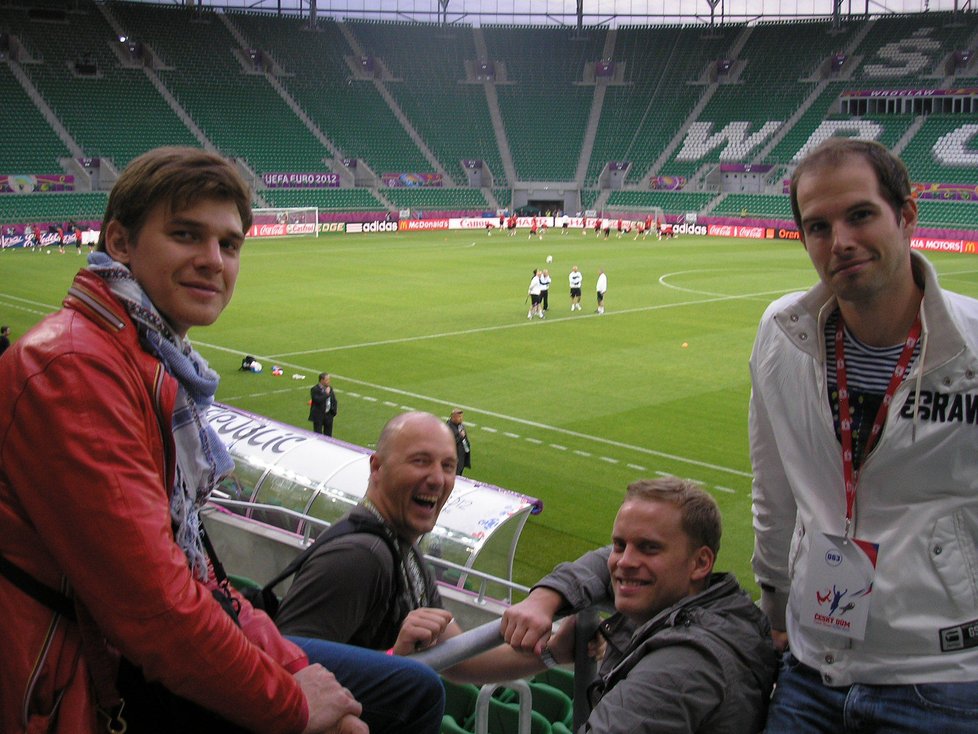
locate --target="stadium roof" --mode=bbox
[122,1,973,27]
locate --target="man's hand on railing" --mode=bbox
[390,607,455,656]
[543,615,605,666]
[500,587,566,656]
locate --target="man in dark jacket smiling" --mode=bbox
[502,477,778,733]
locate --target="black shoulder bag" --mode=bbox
[0,526,247,734]
[245,514,402,622]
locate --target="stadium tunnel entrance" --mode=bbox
[512,188,580,216]
[527,199,564,215]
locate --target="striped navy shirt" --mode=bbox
[825,310,920,469]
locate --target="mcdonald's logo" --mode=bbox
[965,241,977,254]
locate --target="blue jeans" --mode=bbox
[287,635,444,734]
[765,652,978,733]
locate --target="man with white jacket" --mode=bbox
[751,137,978,732]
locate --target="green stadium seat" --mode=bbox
[442,679,480,730]
[532,668,575,700]
[526,682,573,730]
[441,715,472,734]
[483,697,552,734]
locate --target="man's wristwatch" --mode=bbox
[540,646,560,669]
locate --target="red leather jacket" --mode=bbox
[0,270,309,734]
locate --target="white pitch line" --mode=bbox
[220,385,309,401]
[551,444,567,451]
[574,450,592,458]
[714,485,737,494]
[503,432,521,439]
[266,286,804,358]
[657,269,813,300]
[0,301,50,316]
[525,437,543,445]
[0,292,56,317]
[178,267,812,481]
[0,293,60,309]
[198,337,755,479]
[626,463,647,471]
[600,456,619,464]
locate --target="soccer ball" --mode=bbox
[250,361,263,373]
[545,255,553,263]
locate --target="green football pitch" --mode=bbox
[4,231,977,594]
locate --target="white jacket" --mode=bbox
[750,251,978,686]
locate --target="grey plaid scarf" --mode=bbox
[88,253,234,580]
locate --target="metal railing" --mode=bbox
[411,608,603,733]
[208,497,603,732]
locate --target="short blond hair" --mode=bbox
[624,477,721,556]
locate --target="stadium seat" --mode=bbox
[227,574,262,594]
[532,668,575,700]
[526,682,573,730]
[442,679,480,730]
[441,714,473,734]
[484,697,552,734]
[5,6,977,234]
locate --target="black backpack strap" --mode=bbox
[200,524,242,622]
[259,514,403,619]
[0,551,76,621]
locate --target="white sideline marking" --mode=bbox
[269,286,804,358]
[0,293,56,316]
[202,337,755,479]
[221,385,308,400]
[148,269,814,480]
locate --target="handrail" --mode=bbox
[410,608,605,732]
[571,608,599,731]
[474,679,532,734]
[209,497,601,729]
[410,619,505,671]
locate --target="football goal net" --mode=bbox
[250,207,319,238]
[614,206,666,226]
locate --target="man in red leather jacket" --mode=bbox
[0,147,443,734]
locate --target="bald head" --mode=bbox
[368,412,458,542]
[375,412,454,458]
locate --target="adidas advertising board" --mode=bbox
[347,221,399,234]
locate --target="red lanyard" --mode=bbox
[835,311,921,536]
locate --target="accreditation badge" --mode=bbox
[799,533,879,641]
